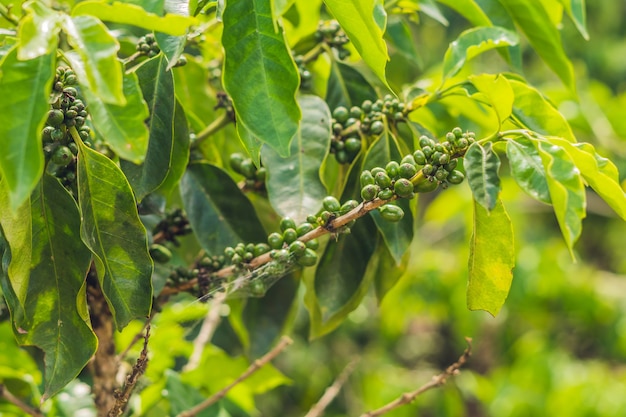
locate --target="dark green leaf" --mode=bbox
[0,48,53,211]
[262,95,331,223]
[373,241,408,303]
[17,1,64,59]
[121,55,175,199]
[463,142,501,212]
[76,136,153,329]
[442,26,519,80]
[180,163,267,255]
[222,0,301,157]
[467,198,515,316]
[172,58,217,132]
[155,33,187,70]
[325,60,378,111]
[157,100,190,195]
[506,138,551,204]
[536,141,586,258]
[165,371,222,417]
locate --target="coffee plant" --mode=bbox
[0,0,625,415]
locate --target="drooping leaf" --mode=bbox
[17,1,64,59]
[172,58,216,132]
[373,240,409,303]
[442,26,519,80]
[165,371,222,417]
[558,0,588,40]
[536,141,586,258]
[71,1,197,36]
[436,0,491,26]
[325,60,378,111]
[21,174,96,399]
[76,136,153,329]
[222,0,301,157]
[416,0,449,26]
[323,0,389,87]
[262,95,331,223]
[157,99,190,195]
[499,0,576,91]
[0,48,53,211]
[469,73,514,127]
[463,142,501,212]
[155,33,187,70]
[467,198,515,316]
[121,55,175,200]
[506,138,551,204]
[547,137,626,221]
[63,15,125,105]
[180,163,267,255]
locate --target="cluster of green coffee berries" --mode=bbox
[42,66,93,188]
[136,33,161,57]
[152,208,192,246]
[315,20,351,60]
[415,128,473,187]
[303,196,358,231]
[293,55,313,90]
[229,153,266,191]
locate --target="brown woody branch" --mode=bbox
[304,359,360,417]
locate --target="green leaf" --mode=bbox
[547,137,626,221]
[180,163,267,255]
[416,0,448,26]
[222,0,301,157]
[122,0,164,14]
[0,48,53,211]
[436,0,491,26]
[323,0,390,87]
[559,0,588,40]
[325,60,378,111]
[373,241,408,304]
[536,141,586,258]
[157,99,190,195]
[17,1,64,59]
[71,1,197,36]
[155,33,187,70]
[62,15,125,105]
[165,371,222,417]
[469,73,514,127]
[121,55,175,199]
[262,95,331,223]
[20,175,97,399]
[463,142,501,212]
[362,132,413,265]
[76,136,153,329]
[499,0,576,91]
[442,26,519,80]
[172,58,216,131]
[509,79,576,142]
[506,138,551,204]
[467,198,515,316]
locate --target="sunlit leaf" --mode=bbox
[436,0,491,26]
[469,73,513,127]
[558,0,588,40]
[467,198,514,316]
[157,100,190,195]
[506,138,551,204]
[17,1,64,59]
[463,142,501,212]
[165,370,222,417]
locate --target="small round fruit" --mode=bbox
[378,188,394,200]
[414,178,439,193]
[413,150,426,165]
[48,109,65,127]
[239,159,256,179]
[444,159,458,172]
[378,205,404,222]
[254,243,271,257]
[439,153,450,165]
[296,222,314,236]
[394,178,414,198]
[401,155,416,166]
[42,126,55,142]
[288,240,307,256]
[344,138,361,154]
[419,136,434,149]
[446,132,455,143]
[422,164,434,176]
[283,228,298,244]
[63,87,77,97]
[452,127,463,139]
[64,74,77,85]
[361,184,379,201]
[340,199,359,214]
[270,248,290,262]
[447,170,465,184]
[52,146,73,166]
[297,248,318,267]
[361,100,372,113]
[224,246,236,257]
[398,163,417,179]
[370,120,384,134]
[322,196,341,212]
[280,217,297,232]
[332,106,349,123]
[306,238,319,250]
[349,106,363,119]
[374,171,392,189]
[149,244,172,263]
[267,232,284,250]
[255,167,266,181]
[229,153,245,171]
[385,161,400,178]
[335,150,349,164]
[435,168,448,181]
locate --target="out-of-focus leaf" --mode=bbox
[559,0,588,40]
[385,17,421,68]
[76,137,153,329]
[121,55,175,199]
[506,138,551,204]
[325,60,378,111]
[222,0,300,157]
[165,370,222,417]
[262,95,331,223]
[157,100,190,195]
[547,137,626,221]
[509,79,576,142]
[17,1,64,59]
[467,198,515,316]
[536,141,586,258]
[122,0,164,14]
[436,0,491,26]
[417,0,448,26]
[499,0,576,91]
[469,73,513,127]
[0,48,53,211]
[180,163,267,255]
[172,58,216,131]
[71,1,197,35]
[21,174,96,399]
[442,26,519,80]
[155,33,187,70]
[323,0,389,87]
[373,241,408,303]
[463,142,501,212]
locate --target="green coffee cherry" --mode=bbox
[444,159,458,172]
[229,153,246,172]
[48,109,64,127]
[447,170,465,184]
[394,178,414,198]
[254,243,271,257]
[340,199,359,214]
[385,161,400,178]
[270,248,290,262]
[52,146,73,166]
[378,205,404,222]
[374,171,392,189]
[434,168,448,181]
[370,120,384,134]
[149,244,172,263]
[297,248,318,267]
[280,217,297,232]
[413,150,426,165]
[371,167,386,176]
[267,232,284,250]
[401,155,416,166]
[419,136,434,149]
[332,106,349,123]
[296,222,314,236]
[378,188,394,200]
[422,164,434,176]
[414,178,439,193]
[322,196,341,212]
[398,163,417,179]
[345,138,362,154]
[361,184,379,201]
[283,228,298,244]
[239,159,256,179]
[288,240,307,256]
[452,127,463,139]
[306,238,319,250]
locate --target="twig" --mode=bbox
[107,325,151,417]
[304,358,360,417]
[0,384,44,417]
[182,291,227,372]
[176,336,293,417]
[117,315,154,364]
[192,112,233,146]
[0,3,19,26]
[359,338,472,417]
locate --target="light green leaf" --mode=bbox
[172,58,216,131]
[17,1,64,59]
[463,142,501,212]
[20,175,97,399]
[373,241,408,304]
[324,0,390,87]
[509,79,576,142]
[76,136,153,329]
[443,26,519,80]
[63,15,125,104]
[71,1,197,35]
[506,138,551,204]
[469,73,514,127]
[325,60,378,111]
[499,0,576,91]
[467,198,515,316]
[436,0,491,26]
[547,137,626,221]
[559,0,588,40]
[0,48,53,211]
[222,0,301,157]
[180,163,267,255]
[536,141,586,258]
[418,0,449,26]
[165,370,222,417]
[262,95,331,223]
[121,55,175,199]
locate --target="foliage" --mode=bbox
[0,0,625,416]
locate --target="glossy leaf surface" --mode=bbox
[559,0,588,40]
[157,100,190,195]
[325,61,378,110]
[469,73,514,127]
[463,142,501,212]
[436,0,491,26]
[17,1,64,59]
[506,138,551,204]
